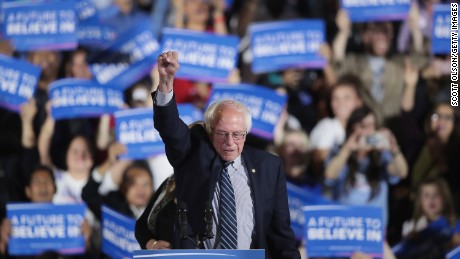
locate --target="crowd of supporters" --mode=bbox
[0,0,459,258]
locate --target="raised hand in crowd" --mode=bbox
[98,142,129,180]
[19,98,38,148]
[319,43,337,87]
[38,101,55,167]
[401,58,419,112]
[333,9,351,62]
[408,3,423,53]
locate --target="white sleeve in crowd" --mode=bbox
[91,167,104,183]
[155,90,173,106]
[98,170,118,196]
[308,119,336,150]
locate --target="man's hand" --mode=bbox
[157,51,180,93]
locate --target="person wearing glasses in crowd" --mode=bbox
[402,102,460,215]
[146,51,300,258]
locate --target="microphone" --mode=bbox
[178,201,188,239]
[204,201,214,239]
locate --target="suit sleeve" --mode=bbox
[152,92,191,169]
[267,159,301,259]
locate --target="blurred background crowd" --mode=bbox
[0,0,459,258]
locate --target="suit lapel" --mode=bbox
[209,153,222,202]
[242,150,263,248]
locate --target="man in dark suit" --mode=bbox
[151,51,300,259]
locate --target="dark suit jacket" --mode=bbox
[153,94,300,259]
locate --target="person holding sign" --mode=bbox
[0,165,91,255]
[396,177,460,258]
[150,51,300,258]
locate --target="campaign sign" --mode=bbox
[0,54,41,112]
[287,183,333,240]
[303,205,384,258]
[89,22,160,90]
[431,4,451,54]
[207,83,286,139]
[161,28,239,82]
[2,0,77,50]
[448,246,460,259]
[341,0,411,22]
[77,20,117,47]
[115,104,204,159]
[250,20,326,73]
[75,0,98,22]
[7,203,86,255]
[49,79,124,120]
[133,249,265,259]
[102,206,140,259]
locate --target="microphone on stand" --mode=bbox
[204,201,214,239]
[178,201,188,239]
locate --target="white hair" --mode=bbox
[204,99,252,134]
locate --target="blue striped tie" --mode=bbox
[219,163,237,249]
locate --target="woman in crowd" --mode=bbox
[135,176,176,250]
[401,79,460,213]
[395,177,460,258]
[325,106,408,225]
[309,75,371,176]
[38,104,96,205]
[276,129,321,192]
[82,159,154,220]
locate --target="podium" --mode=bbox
[133,249,265,259]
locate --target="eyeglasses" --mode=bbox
[431,113,455,122]
[213,131,247,141]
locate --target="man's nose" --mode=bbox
[225,135,235,145]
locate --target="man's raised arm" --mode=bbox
[153,51,191,168]
[155,51,180,105]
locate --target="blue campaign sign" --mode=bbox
[448,246,460,259]
[432,4,451,54]
[287,183,334,240]
[115,108,164,159]
[303,205,384,258]
[341,0,411,22]
[0,54,41,112]
[102,206,140,259]
[2,0,77,51]
[77,20,117,47]
[7,203,86,255]
[207,83,286,140]
[250,20,326,73]
[49,79,124,120]
[160,28,239,83]
[75,0,98,22]
[133,249,265,259]
[115,104,203,159]
[89,22,160,90]
[178,103,204,125]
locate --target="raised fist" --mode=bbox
[158,51,180,81]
